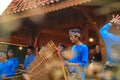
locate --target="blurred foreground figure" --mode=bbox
[100,15,120,80]
[85,62,103,80]
[100,15,120,64]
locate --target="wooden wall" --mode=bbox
[0,6,104,47]
[0,19,35,46]
[33,7,101,47]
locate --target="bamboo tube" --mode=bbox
[25,41,67,80]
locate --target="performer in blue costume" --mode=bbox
[24,46,36,69]
[100,15,120,80]
[100,15,120,64]
[65,29,88,80]
[0,51,15,80]
[8,49,20,69]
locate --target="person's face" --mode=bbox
[8,52,14,58]
[95,45,101,53]
[69,35,78,44]
[27,49,33,55]
[89,49,96,54]
[0,54,7,62]
[58,46,64,52]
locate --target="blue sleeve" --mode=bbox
[6,62,15,77]
[15,58,20,68]
[24,55,35,69]
[78,46,88,67]
[100,24,120,44]
[24,58,28,69]
[100,24,111,40]
[31,55,35,61]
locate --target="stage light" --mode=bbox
[19,46,23,50]
[89,38,94,42]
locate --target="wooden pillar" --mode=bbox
[82,23,89,45]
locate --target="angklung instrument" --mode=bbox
[23,41,68,80]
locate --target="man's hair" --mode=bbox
[88,44,96,50]
[8,49,14,54]
[58,43,66,51]
[27,46,34,51]
[69,29,81,34]
[69,29,81,40]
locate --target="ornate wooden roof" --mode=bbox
[3,0,64,15]
[0,0,92,21]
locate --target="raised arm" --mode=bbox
[100,23,111,40]
[100,15,120,44]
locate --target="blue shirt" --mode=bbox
[100,24,120,63]
[0,61,15,80]
[8,57,19,69]
[69,44,88,73]
[69,44,88,67]
[24,54,36,69]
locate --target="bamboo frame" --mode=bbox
[25,41,67,80]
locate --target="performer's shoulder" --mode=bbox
[81,43,88,48]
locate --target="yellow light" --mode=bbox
[19,46,23,50]
[89,38,94,42]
